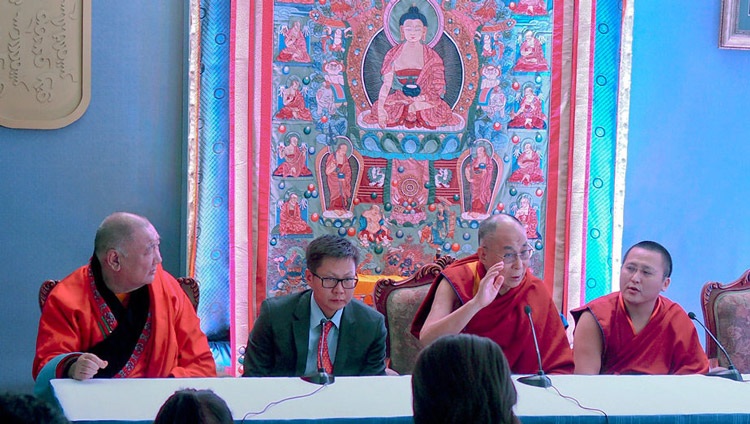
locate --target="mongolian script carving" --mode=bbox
[0,0,90,129]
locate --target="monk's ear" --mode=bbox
[104,249,122,272]
[661,276,671,292]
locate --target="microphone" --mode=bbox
[516,305,552,388]
[688,312,743,382]
[301,319,335,385]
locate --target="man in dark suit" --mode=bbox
[243,235,387,377]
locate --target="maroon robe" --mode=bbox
[571,292,709,375]
[411,254,574,374]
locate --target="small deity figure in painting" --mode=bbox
[270,250,307,296]
[276,20,311,63]
[464,144,495,219]
[315,61,346,116]
[508,142,545,185]
[324,142,354,216]
[478,65,506,118]
[358,205,393,248]
[364,6,460,129]
[276,78,313,121]
[322,27,351,53]
[481,33,496,57]
[507,86,547,129]
[513,30,549,72]
[278,193,313,236]
[475,0,498,21]
[512,193,540,239]
[424,198,456,248]
[515,0,548,16]
[273,133,313,178]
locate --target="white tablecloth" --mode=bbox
[51,374,750,423]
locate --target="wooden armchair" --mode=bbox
[176,277,200,311]
[373,255,455,375]
[39,277,200,312]
[701,269,750,372]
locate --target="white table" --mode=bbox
[51,374,750,423]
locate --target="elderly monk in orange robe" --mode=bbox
[33,212,216,399]
[571,241,708,375]
[411,214,573,374]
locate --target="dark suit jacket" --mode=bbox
[243,290,387,377]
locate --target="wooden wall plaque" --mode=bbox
[0,0,91,129]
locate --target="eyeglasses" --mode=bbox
[310,270,358,289]
[502,248,533,264]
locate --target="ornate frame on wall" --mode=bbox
[0,0,91,129]
[720,0,750,50]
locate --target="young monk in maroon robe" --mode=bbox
[411,214,573,375]
[33,213,216,400]
[571,241,708,375]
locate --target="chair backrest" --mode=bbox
[39,280,60,311]
[373,255,455,375]
[39,277,200,312]
[177,277,200,311]
[701,269,750,372]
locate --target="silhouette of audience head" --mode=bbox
[412,334,520,424]
[0,392,70,424]
[154,389,232,424]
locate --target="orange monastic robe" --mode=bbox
[571,292,709,374]
[33,261,216,385]
[411,254,574,374]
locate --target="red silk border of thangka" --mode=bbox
[251,2,275,327]
[545,0,565,302]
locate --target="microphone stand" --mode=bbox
[301,369,334,385]
[517,305,552,388]
[517,372,552,388]
[688,312,743,382]
[301,319,335,385]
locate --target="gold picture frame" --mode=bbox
[720,0,750,49]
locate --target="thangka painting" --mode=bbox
[265,0,559,298]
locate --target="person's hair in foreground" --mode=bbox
[412,334,520,424]
[154,389,232,424]
[0,392,70,424]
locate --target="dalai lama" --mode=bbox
[411,214,574,374]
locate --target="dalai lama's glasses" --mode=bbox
[310,270,359,289]
[502,248,533,264]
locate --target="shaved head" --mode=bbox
[477,214,524,246]
[94,212,151,259]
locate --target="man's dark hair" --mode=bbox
[154,389,232,424]
[623,240,673,278]
[0,392,70,424]
[305,234,359,273]
[412,334,520,424]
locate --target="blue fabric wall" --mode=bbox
[625,0,750,346]
[0,1,187,392]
